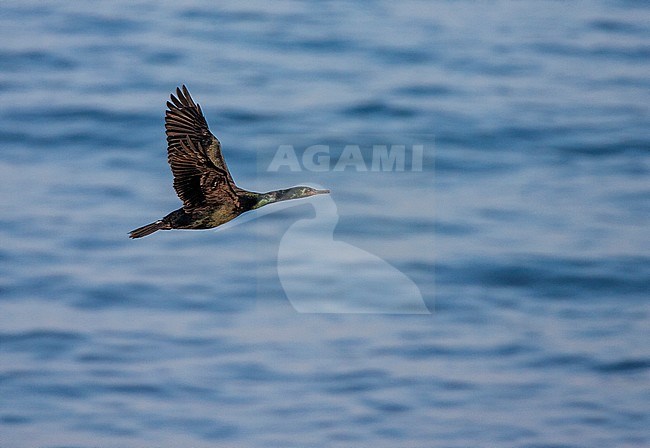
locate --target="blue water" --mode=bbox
[1,1,649,446]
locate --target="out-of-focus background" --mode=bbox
[1,1,648,447]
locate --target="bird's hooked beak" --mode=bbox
[312,189,330,196]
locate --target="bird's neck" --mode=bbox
[251,192,276,210]
[251,188,299,210]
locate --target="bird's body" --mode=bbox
[129,86,328,238]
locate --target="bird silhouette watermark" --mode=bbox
[255,139,433,313]
[277,191,430,314]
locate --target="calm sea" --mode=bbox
[1,1,648,447]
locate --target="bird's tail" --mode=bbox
[129,220,166,239]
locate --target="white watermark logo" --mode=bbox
[267,144,424,172]
[248,138,432,313]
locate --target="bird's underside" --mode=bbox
[129,85,328,239]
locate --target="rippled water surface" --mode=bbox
[1,1,649,447]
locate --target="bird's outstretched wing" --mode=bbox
[165,85,239,210]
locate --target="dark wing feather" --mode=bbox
[165,85,238,210]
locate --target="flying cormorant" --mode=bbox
[129,85,329,238]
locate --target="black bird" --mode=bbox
[129,85,329,238]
